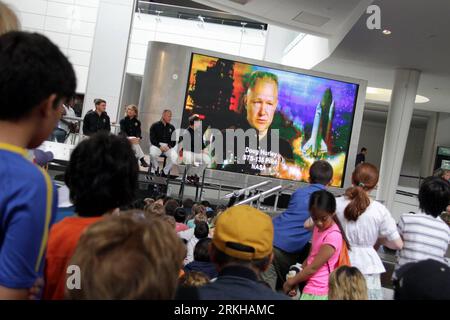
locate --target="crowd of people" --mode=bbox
[1,1,450,301]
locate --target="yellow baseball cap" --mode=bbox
[212,205,273,260]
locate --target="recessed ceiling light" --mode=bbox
[382,29,391,35]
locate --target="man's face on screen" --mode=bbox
[246,78,278,135]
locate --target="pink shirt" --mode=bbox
[303,223,342,296]
[176,222,189,233]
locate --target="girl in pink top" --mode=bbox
[283,190,350,300]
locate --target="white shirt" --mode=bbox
[58,105,76,132]
[178,228,198,266]
[336,196,400,275]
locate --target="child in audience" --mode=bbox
[154,195,166,206]
[182,198,194,217]
[283,190,348,300]
[174,207,189,232]
[263,160,334,291]
[67,215,185,299]
[335,163,403,300]
[144,202,165,217]
[165,199,179,216]
[162,215,177,229]
[208,205,227,237]
[44,133,138,299]
[328,266,368,300]
[0,31,76,299]
[201,200,212,211]
[184,238,218,279]
[144,198,155,206]
[179,271,210,288]
[396,176,450,270]
[186,204,207,228]
[185,222,209,265]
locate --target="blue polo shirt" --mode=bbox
[273,184,325,253]
[0,143,57,289]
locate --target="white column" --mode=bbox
[420,112,438,178]
[82,0,135,124]
[377,69,421,210]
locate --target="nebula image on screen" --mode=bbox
[181,53,359,187]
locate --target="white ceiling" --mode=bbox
[314,0,450,113]
[192,0,373,37]
[192,0,450,113]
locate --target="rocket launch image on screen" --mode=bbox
[181,53,360,187]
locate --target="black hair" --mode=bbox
[418,176,450,217]
[210,243,271,271]
[164,199,179,216]
[200,200,211,208]
[182,198,194,209]
[309,190,350,249]
[361,147,367,152]
[156,194,166,201]
[194,238,212,262]
[216,204,227,212]
[0,32,76,120]
[174,207,186,223]
[194,221,209,239]
[65,132,138,217]
[309,160,333,185]
[120,198,146,211]
[163,196,173,205]
[309,190,336,213]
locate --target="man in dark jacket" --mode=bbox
[82,98,110,136]
[149,109,178,176]
[180,205,289,300]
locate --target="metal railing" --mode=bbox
[234,185,282,208]
[222,180,271,199]
[234,183,295,211]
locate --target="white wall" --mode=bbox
[435,113,450,147]
[6,2,266,91]
[358,115,426,188]
[127,13,267,76]
[5,0,99,93]
[81,0,134,123]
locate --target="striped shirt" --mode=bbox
[396,212,449,269]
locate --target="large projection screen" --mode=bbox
[181,53,361,188]
[138,42,367,190]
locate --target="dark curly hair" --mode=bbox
[65,132,138,216]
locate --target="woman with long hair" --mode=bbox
[119,104,149,168]
[335,163,403,300]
